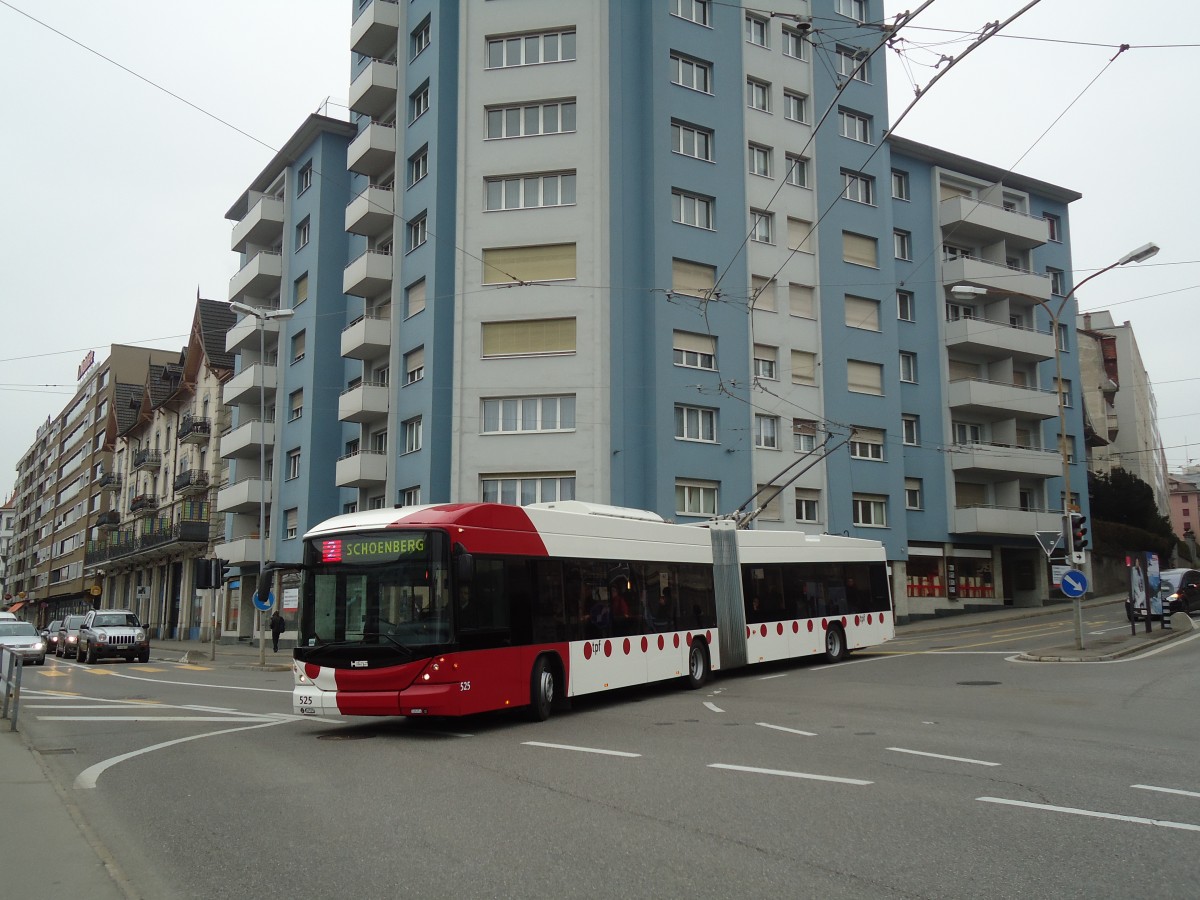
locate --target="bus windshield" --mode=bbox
[298,530,451,656]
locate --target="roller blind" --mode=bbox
[751,275,776,310]
[789,284,815,318]
[955,482,987,506]
[791,350,816,385]
[847,359,883,395]
[787,217,815,253]
[481,318,576,357]
[842,231,878,267]
[407,279,427,316]
[844,295,879,331]
[673,330,715,354]
[483,243,577,284]
[672,258,716,297]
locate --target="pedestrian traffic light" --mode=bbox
[195,558,212,590]
[1069,513,1088,564]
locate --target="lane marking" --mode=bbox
[40,716,278,722]
[977,796,1200,832]
[757,673,789,680]
[522,741,640,758]
[1133,784,1200,799]
[56,659,292,693]
[888,747,1000,767]
[757,722,817,737]
[703,701,724,713]
[709,763,872,786]
[75,720,290,789]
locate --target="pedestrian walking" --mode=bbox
[269,610,286,653]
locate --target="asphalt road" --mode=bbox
[18,616,1200,900]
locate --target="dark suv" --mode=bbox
[1160,569,1200,616]
[76,609,150,664]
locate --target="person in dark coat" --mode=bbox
[269,610,286,652]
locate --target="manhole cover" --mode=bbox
[957,680,1001,686]
[316,733,375,741]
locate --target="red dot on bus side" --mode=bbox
[583,642,592,660]
[792,621,799,633]
[673,634,680,648]
[777,623,784,635]
[807,621,814,632]
[746,626,751,639]
[603,640,612,658]
[622,638,631,655]
[854,615,860,627]
[821,619,828,630]
[841,616,848,627]
[658,635,665,650]
[685,633,693,646]
[641,636,648,653]
[867,614,873,625]
[880,613,887,624]
[760,625,767,637]
[706,630,712,643]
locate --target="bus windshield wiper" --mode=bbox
[363,631,415,657]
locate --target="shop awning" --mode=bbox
[6,601,26,613]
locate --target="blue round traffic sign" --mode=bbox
[252,590,275,612]
[1060,569,1088,598]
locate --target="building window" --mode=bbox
[481,318,576,357]
[845,295,880,331]
[900,351,918,383]
[291,330,306,363]
[675,405,717,443]
[838,108,871,143]
[1056,377,1073,408]
[954,422,983,444]
[483,396,577,434]
[748,143,772,177]
[288,389,303,421]
[902,414,920,445]
[295,217,310,250]
[486,171,577,210]
[897,290,914,322]
[745,14,769,47]
[753,344,778,380]
[836,45,868,82]
[367,495,386,510]
[672,258,716,298]
[849,428,884,461]
[410,82,430,123]
[406,279,426,317]
[853,494,887,527]
[905,478,923,511]
[671,0,710,27]
[751,275,776,311]
[399,487,421,507]
[676,479,718,517]
[1058,433,1077,464]
[673,330,716,370]
[1057,323,1069,352]
[407,213,428,252]
[789,284,815,318]
[782,27,808,60]
[297,162,312,195]
[403,417,423,454]
[411,17,431,59]
[791,350,816,386]
[842,170,874,204]
[486,29,576,68]
[408,146,428,186]
[746,78,771,112]
[286,449,300,480]
[795,489,819,523]
[404,347,424,384]
[892,169,910,200]
[842,231,878,267]
[285,508,298,540]
[486,99,577,138]
[837,0,868,21]
[793,419,817,452]
[1044,213,1061,242]
[671,120,714,161]
[750,209,773,244]
[783,90,808,123]
[754,415,780,449]
[672,189,715,229]
[894,230,912,260]
[671,53,712,93]
[1048,267,1065,296]
[482,243,576,284]
[848,359,884,395]
[784,154,809,188]
[482,474,576,505]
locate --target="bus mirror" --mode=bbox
[455,548,474,582]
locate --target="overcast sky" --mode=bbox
[1,0,1195,504]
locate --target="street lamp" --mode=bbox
[229,300,294,666]
[952,241,1159,649]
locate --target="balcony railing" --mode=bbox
[95,510,120,529]
[98,472,122,491]
[85,520,211,565]
[133,448,163,470]
[129,494,158,514]
[174,469,211,495]
[178,415,213,444]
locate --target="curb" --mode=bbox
[1016,629,1185,663]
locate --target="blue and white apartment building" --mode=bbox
[218,0,1089,625]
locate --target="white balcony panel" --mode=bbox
[947,378,1058,421]
[345,185,395,236]
[349,59,398,118]
[220,420,276,460]
[343,251,393,298]
[222,364,279,407]
[944,318,1056,363]
[228,251,283,303]
[953,506,1063,536]
[351,0,400,57]
[225,310,283,354]
[347,122,396,177]
[341,315,392,360]
[338,383,390,423]
[214,535,263,567]
[950,444,1062,479]
[216,478,272,514]
[939,197,1049,250]
[942,256,1052,302]
[335,451,388,488]
[231,195,285,254]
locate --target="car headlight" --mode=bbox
[67,635,78,643]
[134,630,146,641]
[33,641,45,651]
[96,630,108,642]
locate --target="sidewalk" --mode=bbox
[148,636,293,671]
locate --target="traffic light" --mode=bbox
[217,559,231,585]
[195,557,212,590]
[1069,513,1088,564]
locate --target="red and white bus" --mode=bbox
[290,501,891,720]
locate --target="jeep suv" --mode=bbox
[76,609,150,664]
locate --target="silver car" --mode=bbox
[0,621,47,665]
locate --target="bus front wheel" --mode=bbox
[823,625,847,663]
[529,656,556,721]
[684,641,710,689]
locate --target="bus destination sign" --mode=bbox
[319,534,427,565]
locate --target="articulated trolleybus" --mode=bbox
[291,501,891,721]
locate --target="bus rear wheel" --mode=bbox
[529,656,556,721]
[684,641,709,689]
[823,625,847,663]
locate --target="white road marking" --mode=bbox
[522,741,640,758]
[1133,784,1200,799]
[757,673,789,680]
[703,701,724,713]
[888,747,1000,766]
[42,716,277,722]
[757,722,817,737]
[977,796,1200,832]
[709,763,872,786]
[56,659,291,693]
[74,720,290,789]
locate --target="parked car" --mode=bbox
[1160,569,1200,616]
[0,621,47,665]
[56,614,87,658]
[76,609,150,664]
[40,619,63,655]
[0,611,17,621]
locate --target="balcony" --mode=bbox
[351,0,399,57]
[225,307,285,354]
[338,381,390,423]
[347,121,396,177]
[341,314,392,360]
[216,476,271,514]
[220,418,275,460]
[230,194,285,254]
[133,449,163,471]
[178,415,212,445]
[944,318,1056,363]
[950,443,1062,479]
[335,450,388,488]
[942,255,1052,302]
[947,378,1058,421]
[343,250,393,298]
[939,196,1049,250]
[213,536,263,567]
[228,250,283,304]
[129,494,158,515]
[222,362,279,407]
[95,510,120,530]
[349,58,398,118]
[953,504,1063,536]
[345,184,394,236]
[88,521,211,565]
[174,469,211,496]
[98,472,122,492]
